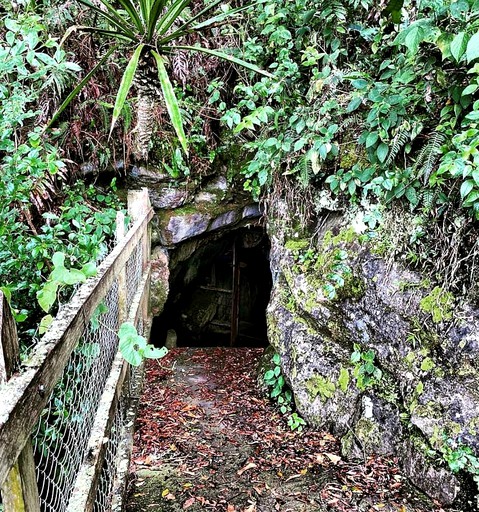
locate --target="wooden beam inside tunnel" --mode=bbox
[230,239,241,347]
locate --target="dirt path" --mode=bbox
[125,348,438,512]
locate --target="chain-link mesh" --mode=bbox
[126,241,143,308]
[93,398,125,512]
[32,281,120,512]
[0,207,150,512]
[87,306,147,512]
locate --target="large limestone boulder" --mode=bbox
[267,212,479,508]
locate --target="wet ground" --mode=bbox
[125,347,441,512]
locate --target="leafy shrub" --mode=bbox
[221,0,479,221]
[0,3,123,348]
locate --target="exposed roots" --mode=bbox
[380,205,479,302]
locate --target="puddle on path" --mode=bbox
[125,348,437,512]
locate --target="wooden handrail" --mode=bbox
[0,207,153,487]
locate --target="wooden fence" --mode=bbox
[0,188,153,512]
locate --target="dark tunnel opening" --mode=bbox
[151,227,272,348]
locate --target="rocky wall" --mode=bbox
[266,209,479,508]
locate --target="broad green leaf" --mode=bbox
[152,50,188,154]
[271,387,282,398]
[462,83,479,96]
[377,143,389,163]
[466,32,479,63]
[351,78,368,89]
[81,262,97,278]
[0,287,12,304]
[405,25,423,54]
[120,344,143,366]
[460,179,474,198]
[37,281,59,313]
[167,45,273,78]
[294,138,306,151]
[264,370,275,380]
[365,131,379,148]
[52,252,65,268]
[450,31,467,62]
[119,321,138,338]
[110,44,144,136]
[347,97,362,112]
[39,314,54,335]
[63,269,87,286]
[119,322,147,366]
[351,351,361,363]
[143,345,168,359]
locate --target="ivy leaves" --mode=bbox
[36,251,97,334]
[37,252,97,314]
[118,322,167,366]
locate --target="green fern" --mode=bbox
[298,155,312,188]
[414,132,447,184]
[339,113,362,133]
[386,127,410,165]
[421,189,436,212]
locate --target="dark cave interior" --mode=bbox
[151,227,272,348]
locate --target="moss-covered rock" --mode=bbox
[266,209,479,507]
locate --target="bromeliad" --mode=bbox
[50,0,272,159]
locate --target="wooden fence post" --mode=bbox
[116,211,128,326]
[128,188,152,328]
[128,188,151,271]
[0,292,40,512]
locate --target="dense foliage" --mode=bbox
[2,0,479,339]
[221,0,479,217]
[0,1,123,348]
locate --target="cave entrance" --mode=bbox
[152,227,272,348]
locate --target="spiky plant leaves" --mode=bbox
[415,132,447,184]
[51,0,268,159]
[152,50,188,154]
[47,46,117,129]
[111,43,144,136]
[168,45,273,78]
[76,0,138,36]
[156,0,192,36]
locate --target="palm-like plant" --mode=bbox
[51,0,270,160]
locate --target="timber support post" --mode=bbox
[0,291,40,512]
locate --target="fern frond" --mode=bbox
[414,132,447,184]
[421,189,436,212]
[339,113,362,133]
[298,154,312,189]
[386,126,410,165]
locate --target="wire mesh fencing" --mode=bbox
[0,188,153,512]
[32,281,120,512]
